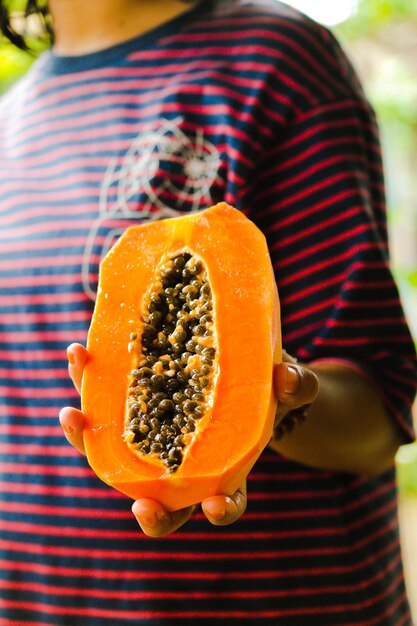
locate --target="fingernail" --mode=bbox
[67,349,75,365]
[133,503,167,528]
[62,422,74,435]
[138,511,158,527]
[204,498,226,521]
[209,506,226,521]
[285,365,300,394]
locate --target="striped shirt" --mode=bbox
[1,0,416,624]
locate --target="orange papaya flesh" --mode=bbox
[81,202,281,511]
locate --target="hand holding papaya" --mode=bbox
[59,343,318,537]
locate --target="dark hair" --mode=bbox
[0,0,51,49]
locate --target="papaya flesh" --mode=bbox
[81,203,281,511]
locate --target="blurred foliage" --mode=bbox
[397,444,417,497]
[340,0,417,37]
[0,42,36,93]
[0,0,48,93]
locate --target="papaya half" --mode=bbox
[81,203,281,511]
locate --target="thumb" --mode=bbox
[67,343,88,395]
[274,362,319,411]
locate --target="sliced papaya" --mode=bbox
[81,203,281,511]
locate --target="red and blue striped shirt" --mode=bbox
[1,1,416,624]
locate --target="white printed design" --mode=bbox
[82,117,222,300]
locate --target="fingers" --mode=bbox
[132,499,195,537]
[60,344,88,455]
[202,481,247,526]
[274,360,319,421]
[132,482,247,536]
[59,406,87,455]
[67,343,88,395]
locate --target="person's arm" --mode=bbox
[271,358,406,476]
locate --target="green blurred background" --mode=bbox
[4,0,416,490]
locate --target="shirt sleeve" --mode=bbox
[246,97,417,442]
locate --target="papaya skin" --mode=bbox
[81,203,281,511]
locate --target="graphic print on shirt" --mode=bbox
[82,117,222,300]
